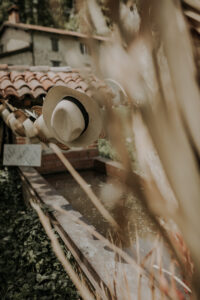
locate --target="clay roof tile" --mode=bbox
[17,86,32,99]
[28,79,43,91]
[72,73,81,81]
[66,80,78,89]
[24,71,35,82]
[35,72,48,82]
[13,79,27,90]
[38,75,48,83]
[42,79,53,91]
[4,86,18,98]
[55,80,67,86]
[47,72,58,80]
[64,76,74,84]
[10,71,23,82]
[33,87,46,99]
[0,67,103,101]
[57,72,72,81]
[0,79,13,90]
[0,71,9,82]
[76,80,89,91]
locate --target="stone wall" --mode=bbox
[0,27,30,52]
[0,27,92,68]
[0,51,33,65]
[33,31,91,68]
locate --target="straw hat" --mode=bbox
[23,118,37,138]
[0,103,5,113]
[7,113,23,136]
[42,86,103,147]
[33,115,54,142]
[1,108,12,125]
[105,78,128,106]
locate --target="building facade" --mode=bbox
[0,6,107,68]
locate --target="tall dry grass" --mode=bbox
[71,0,200,298]
[2,0,200,298]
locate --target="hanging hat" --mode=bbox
[33,115,54,142]
[42,86,103,147]
[14,110,28,136]
[23,118,37,138]
[1,107,11,124]
[105,78,128,106]
[0,103,5,113]
[7,112,25,136]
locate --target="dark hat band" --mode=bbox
[63,96,89,136]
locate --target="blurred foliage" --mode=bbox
[98,0,140,27]
[98,138,118,160]
[0,0,141,31]
[0,0,141,32]
[0,167,79,300]
[0,0,76,30]
[98,138,136,169]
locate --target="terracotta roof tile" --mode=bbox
[42,79,53,91]
[13,79,27,90]
[28,79,42,91]
[76,81,89,91]
[66,80,78,89]
[38,75,49,83]
[10,71,23,82]
[35,73,47,82]
[55,80,66,86]
[33,87,46,99]
[72,73,81,81]
[0,71,9,82]
[47,72,60,83]
[4,86,18,98]
[24,71,35,82]
[57,72,71,81]
[17,86,32,98]
[64,76,74,84]
[1,79,12,90]
[0,66,105,101]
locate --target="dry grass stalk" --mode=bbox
[51,204,141,273]
[83,0,200,297]
[138,2,200,295]
[30,200,95,300]
[51,204,190,299]
[49,142,120,231]
[1,0,199,297]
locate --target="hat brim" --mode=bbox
[42,86,102,147]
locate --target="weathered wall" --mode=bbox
[0,27,103,67]
[33,31,91,68]
[0,51,33,65]
[0,28,31,52]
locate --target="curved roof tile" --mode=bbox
[28,79,43,91]
[0,65,104,101]
[10,71,23,82]
[33,87,47,99]
[1,79,13,90]
[17,86,32,98]
[42,79,53,91]
[4,86,18,97]
[13,79,27,90]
